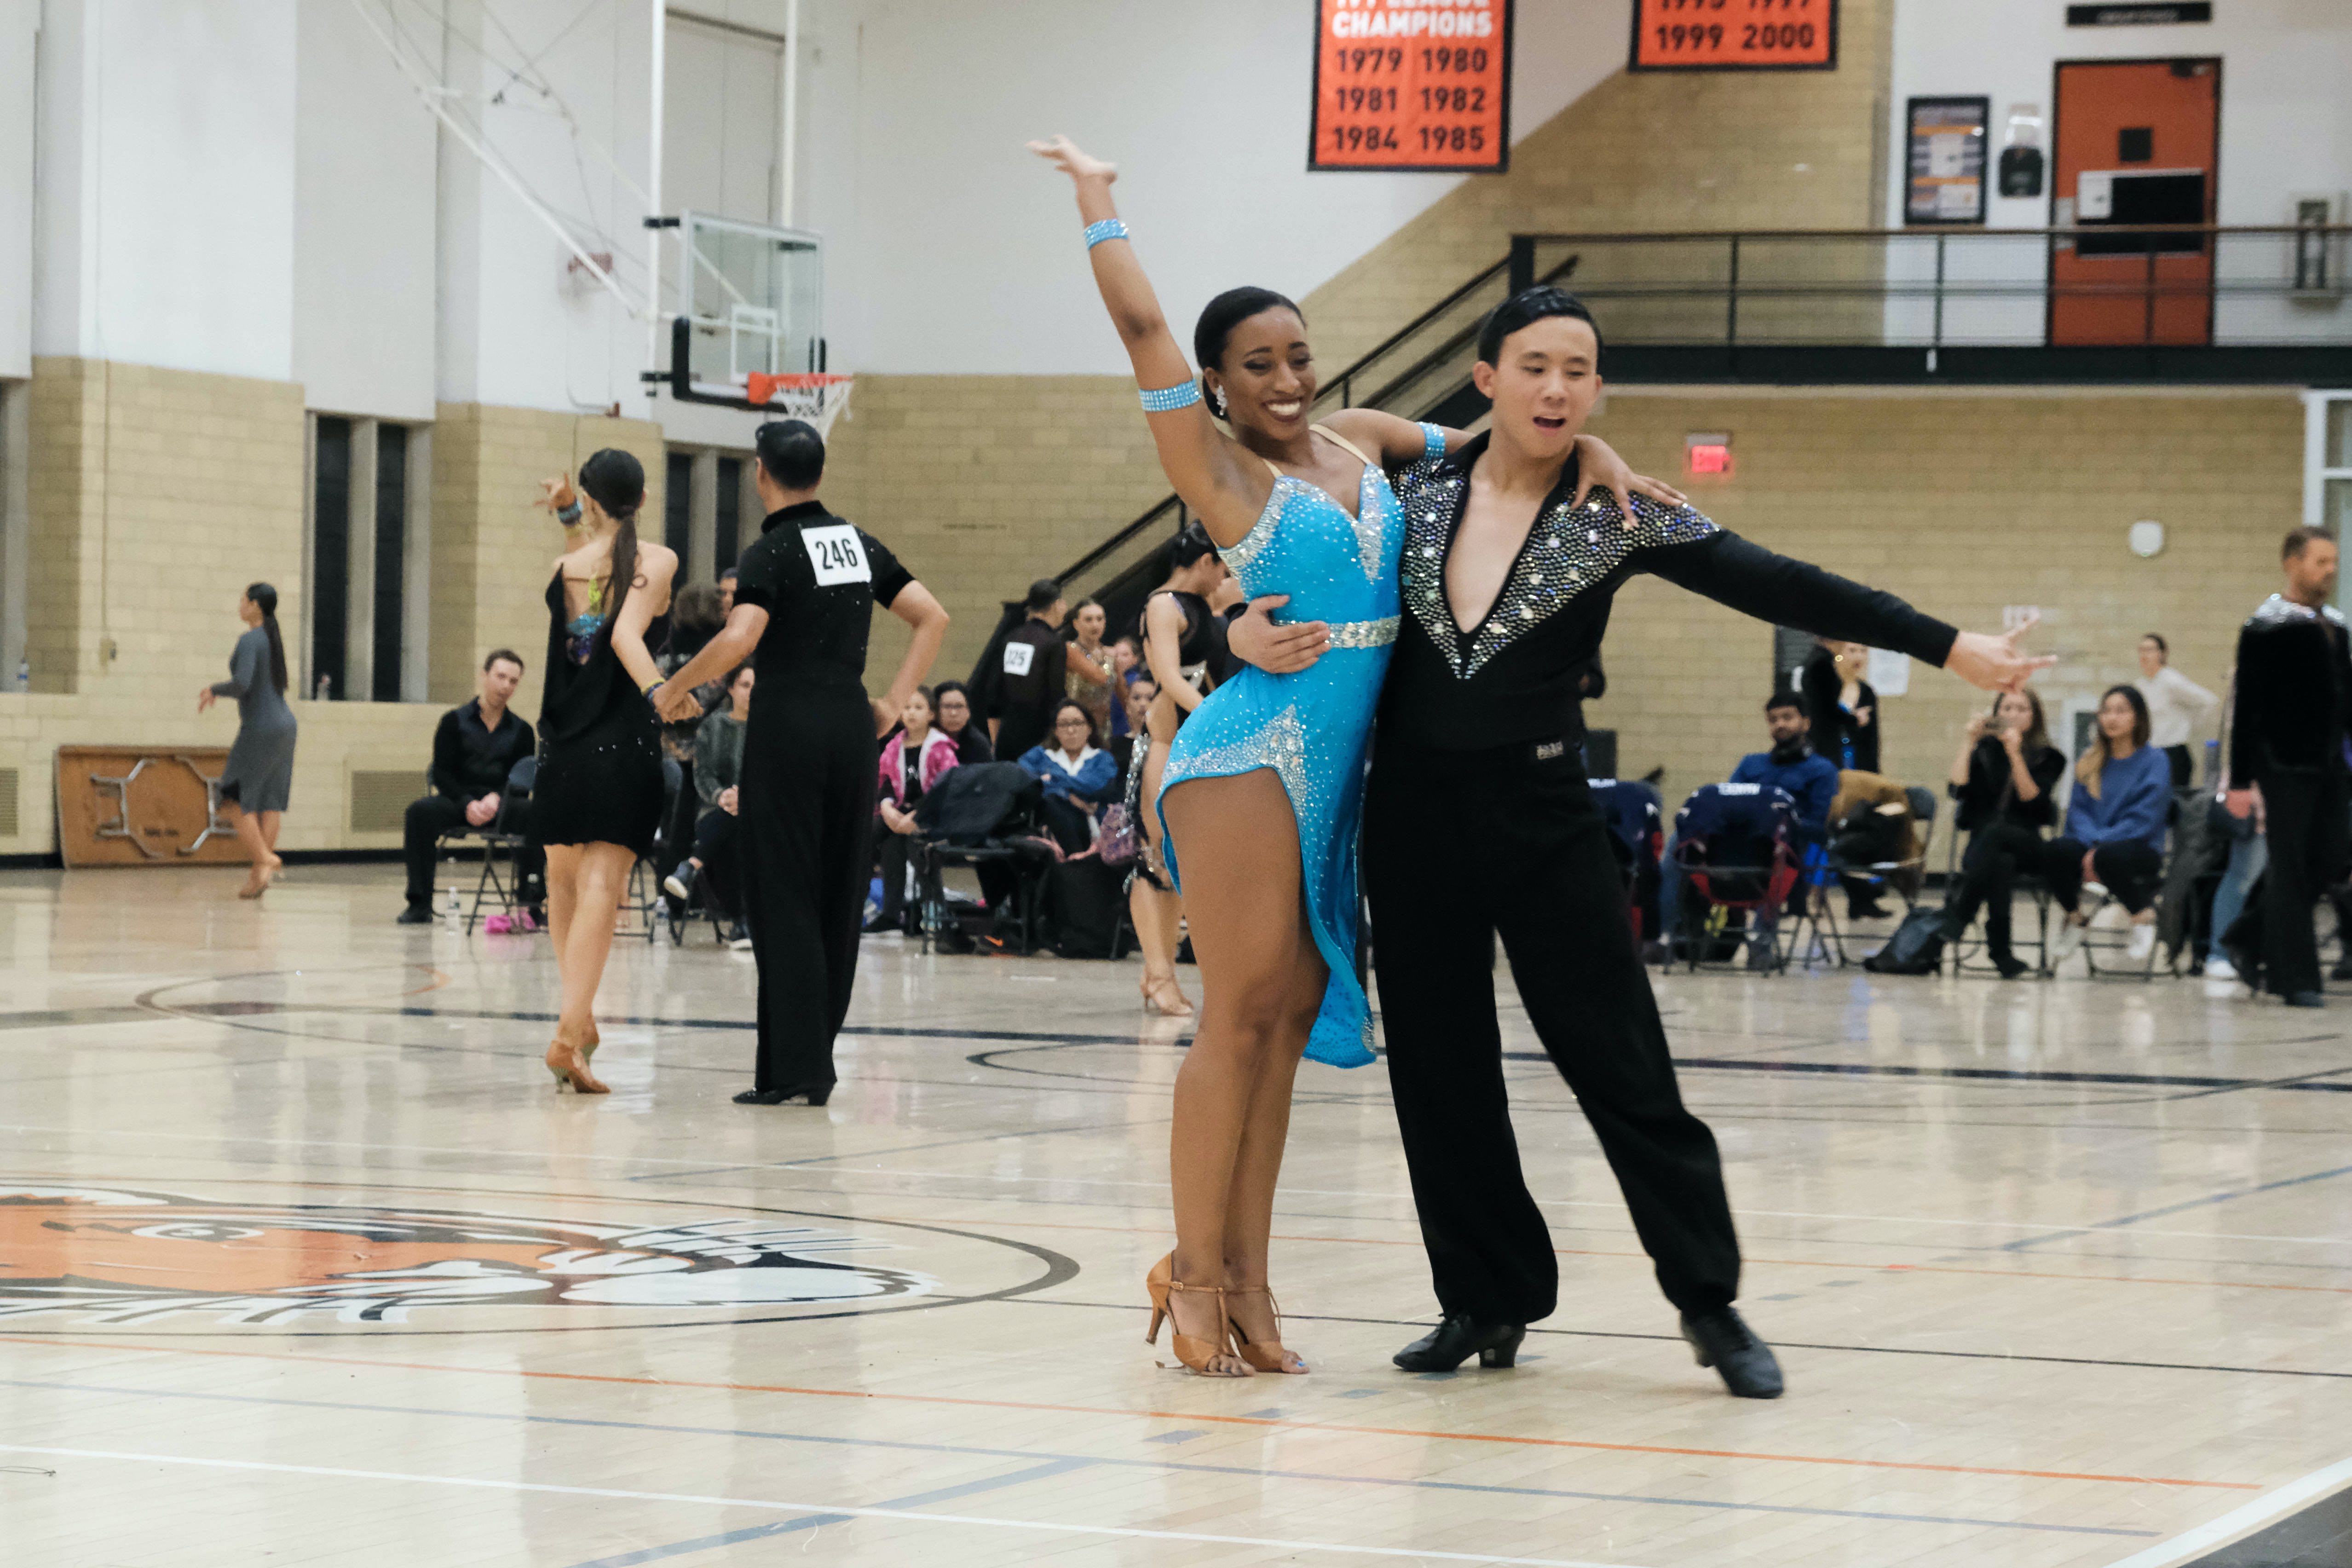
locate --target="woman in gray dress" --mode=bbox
[196,582,298,898]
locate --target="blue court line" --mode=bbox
[560,1458,1094,1568]
[2004,1162,2352,1252]
[0,1377,2156,1539]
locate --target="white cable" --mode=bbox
[346,0,643,319]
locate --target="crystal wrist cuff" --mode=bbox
[1083,219,1129,249]
[556,502,582,526]
[1139,380,1203,414]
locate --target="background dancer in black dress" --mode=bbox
[1233,287,2049,1397]
[655,420,948,1106]
[196,582,297,900]
[1130,525,1228,1019]
[533,451,679,1094]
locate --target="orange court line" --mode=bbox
[0,1334,2256,1491]
[865,1213,2352,1297]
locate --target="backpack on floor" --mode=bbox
[1862,906,1946,974]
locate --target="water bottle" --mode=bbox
[443,886,462,933]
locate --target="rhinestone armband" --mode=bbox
[1139,380,1202,413]
[1084,219,1130,249]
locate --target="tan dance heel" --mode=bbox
[1145,1252,1244,1376]
[1140,973,1194,1018]
[1225,1286,1306,1374]
[544,1037,609,1095]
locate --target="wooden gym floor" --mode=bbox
[2,863,2347,1567]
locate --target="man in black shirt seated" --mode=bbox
[399,649,539,923]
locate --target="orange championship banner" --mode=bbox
[1630,0,1837,71]
[1309,0,1512,173]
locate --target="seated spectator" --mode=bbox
[1929,688,2065,978]
[400,649,538,924]
[1108,634,1142,738]
[869,687,960,934]
[933,680,995,766]
[717,565,738,617]
[2049,685,2171,963]
[663,663,754,947]
[1826,770,1923,909]
[1018,700,1120,853]
[1661,693,1835,938]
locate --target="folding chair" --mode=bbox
[429,757,538,935]
[1793,785,1939,970]
[620,757,684,943]
[1667,783,1802,975]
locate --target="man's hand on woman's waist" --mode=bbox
[1228,595,1329,676]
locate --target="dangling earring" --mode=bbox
[1209,384,1227,417]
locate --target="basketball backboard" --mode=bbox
[662,210,827,410]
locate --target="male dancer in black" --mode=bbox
[1232,288,2046,1396]
[654,421,948,1103]
[2222,525,2348,1008]
[991,578,1069,762]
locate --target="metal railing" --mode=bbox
[1505,225,2352,350]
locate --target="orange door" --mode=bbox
[2050,59,2219,346]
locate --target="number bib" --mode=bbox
[1001,640,1036,677]
[802,524,870,587]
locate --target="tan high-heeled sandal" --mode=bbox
[1145,1252,1244,1376]
[1225,1285,1306,1373]
[1139,973,1194,1018]
[544,1037,609,1094]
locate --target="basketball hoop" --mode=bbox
[744,372,856,437]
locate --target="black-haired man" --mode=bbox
[991,577,1069,763]
[1231,285,2045,1398]
[653,420,951,1104]
[2222,525,2348,1008]
[399,649,538,923]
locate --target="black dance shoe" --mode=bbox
[732,1084,835,1107]
[395,905,435,925]
[1680,1308,1784,1399]
[1991,953,2030,980]
[2284,990,2326,1009]
[1392,1314,1527,1372]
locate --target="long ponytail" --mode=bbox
[576,449,646,620]
[247,581,288,695]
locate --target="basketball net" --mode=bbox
[744,372,857,437]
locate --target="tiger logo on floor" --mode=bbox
[0,1183,937,1329]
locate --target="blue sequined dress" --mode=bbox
[1158,421,1445,1068]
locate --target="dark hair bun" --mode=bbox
[578,448,646,522]
[1170,522,1217,569]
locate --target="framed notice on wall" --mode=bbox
[1904,96,1989,225]
[1309,0,1513,173]
[1630,0,1837,71]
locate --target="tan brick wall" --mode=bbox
[0,361,669,857]
[1300,0,1898,368]
[1581,389,2300,812]
[826,376,1171,685]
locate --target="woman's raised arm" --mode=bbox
[1029,136,1263,545]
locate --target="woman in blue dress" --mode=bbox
[1032,136,1673,1376]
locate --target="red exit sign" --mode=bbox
[1631,0,1837,72]
[1685,433,1734,476]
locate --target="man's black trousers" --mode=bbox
[740,691,876,1091]
[2254,763,2351,997]
[403,795,540,909]
[1365,736,1741,1324]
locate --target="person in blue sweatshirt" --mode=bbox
[2049,684,2172,964]
[1663,692,1839,934]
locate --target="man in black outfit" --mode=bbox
[990,578,1067,763]
[1232,287,2041,1398]
[398,649,538,923]
[652,421,949,1105]
[2223,526,2348,1008]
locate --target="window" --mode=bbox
[306,414,430,701]
[715,455,744,570]
[2306,393,2352,610]
[311,416,353,701]
[665,452,694,559]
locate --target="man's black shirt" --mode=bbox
[1384,433,1959,752]
[2229,594,2352,785]
[432,699,536,802]
[993,616,1064,762]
